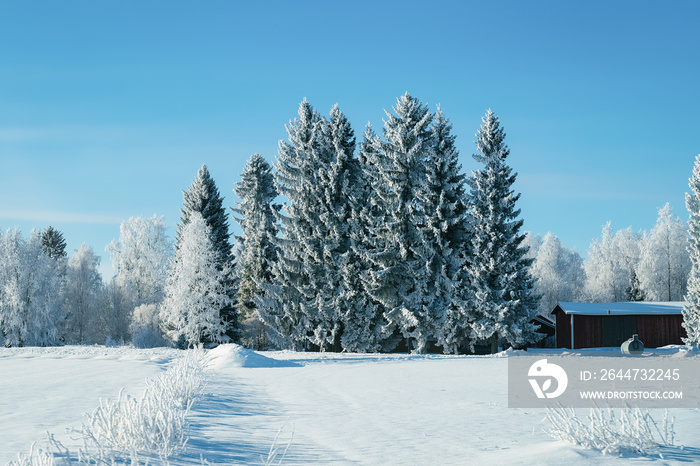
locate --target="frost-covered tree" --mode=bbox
[107,215,171,308]
[465,110,540,353]
[177,164,237,339]
[342,124,393,352]
[420,107,471,354]
[584,222,632,302]
[683,155,700,346]
[40,226,67,260]
[637,204,690,301]
[98,280,133,344]
[232,153,279,349]
[62,244,103,344]
[261,101,356,350]
[259,101,324,349]
[161,213,230,348]
[0,229,62,347]
[531,233,585,315]
[130,303,168,348]
[359,94,438,352]
[315,105,357,351]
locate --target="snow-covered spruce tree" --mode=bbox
[319,105,359,351]
[177,164,237,340]
[161,212,229,348]
[62,244,103,344]
[683,154,700,346]
[232,153,279,349]
[419,107,471,354]
[258,101,324,349]
[466,110,540,353]
[342,124,393,352]
[359,93,438,353]
[260,100,355,351]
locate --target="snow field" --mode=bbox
[0,346,179,464]
[3,346,700,465]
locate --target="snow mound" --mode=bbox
[205,344,301,369]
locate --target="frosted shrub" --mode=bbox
[546,406,675,456]
[76,349,207,463]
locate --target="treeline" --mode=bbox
[1,94,693,352]
[527,202,691,318]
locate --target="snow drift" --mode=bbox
[205,344,301,369]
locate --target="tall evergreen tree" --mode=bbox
[177,164,237,340]
[319,105,357,351]
[466,110,540,353]
[233,153,279,349]
[683,154,700,347]
[343,124,393,352]
[260,101,356,351]
[422,107,471,354]
[360,93,436,352]
[260,100,327,349]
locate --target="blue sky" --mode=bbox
[1,1,698,280]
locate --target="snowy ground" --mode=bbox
[2,346,700,465]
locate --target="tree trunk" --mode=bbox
[490,332,499,354]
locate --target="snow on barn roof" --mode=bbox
[553,301,685,316]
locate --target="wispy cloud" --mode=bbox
[0,125,144,144]
[0,209,124,225]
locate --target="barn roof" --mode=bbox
[553,301,685,316]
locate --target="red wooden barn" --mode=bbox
[551,302,687,349]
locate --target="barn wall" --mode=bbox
[554,308,571,348]
[572,315,602,349]
[636,315,687,348]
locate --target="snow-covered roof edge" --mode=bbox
[553,301,685,316]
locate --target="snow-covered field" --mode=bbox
[2,346,700,465]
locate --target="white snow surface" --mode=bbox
[2,345,700,465]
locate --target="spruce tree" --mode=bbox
[260,100,326,349]
[683,154,700,347]
[260,100,356,351]
[466,110,540,353]
[232,153,279,349]
[177,164,237,340]
[321,105,358,351]
[40,226,67,260]
[342,124,390,352]
[360,93,435,352]
[420,107,471,354]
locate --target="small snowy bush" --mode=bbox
[546,406,675,456]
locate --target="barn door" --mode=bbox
[601,316,637,347]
